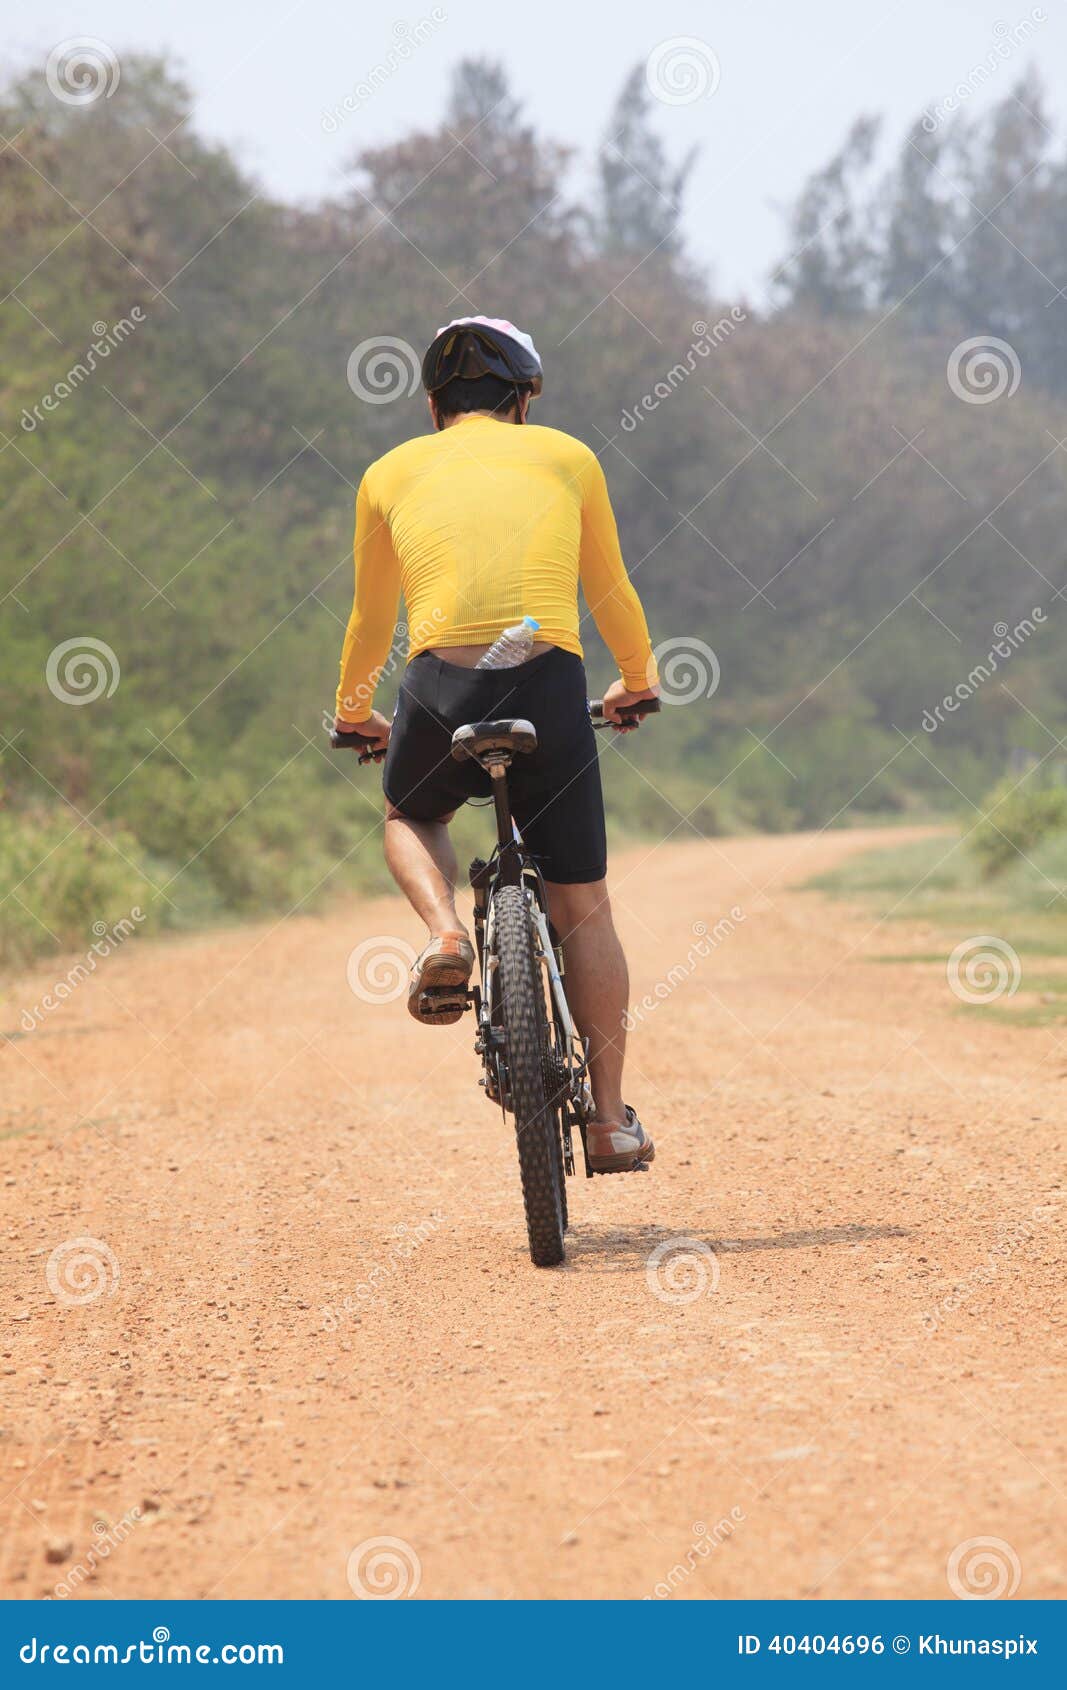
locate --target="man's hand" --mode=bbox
[600,678,660,731]
[334,709,392,751]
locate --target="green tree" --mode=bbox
[775,115,881,314]
[597,64,697,260]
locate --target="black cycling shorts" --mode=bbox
[382,647,607,884]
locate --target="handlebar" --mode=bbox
[329,723,387,764]
[329,694,660,764]
[589,696,661,731]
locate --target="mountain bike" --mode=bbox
[331,694,659,1266]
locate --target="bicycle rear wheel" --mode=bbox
[493,883,566,1266]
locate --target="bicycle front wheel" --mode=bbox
[493,883,566,1267]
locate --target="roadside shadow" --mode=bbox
[565,1221,912,1270]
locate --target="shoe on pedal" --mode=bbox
[407,933,475,1025]
[586,1106,655,1173]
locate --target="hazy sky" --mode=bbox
[9,0,1064,300]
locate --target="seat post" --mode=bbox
[488,761,513,852]
[449,722,536,883]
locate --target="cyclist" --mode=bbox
[334,316,659,1173]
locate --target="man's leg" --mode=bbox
[385,805,475,1026]
[384,805,468,939]
[543,878,627,1123]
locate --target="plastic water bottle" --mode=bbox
[475,616,540,670]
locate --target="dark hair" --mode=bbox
[433,371,531,423]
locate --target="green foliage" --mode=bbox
[968,776,1067,878]
[4,54,1067,971]
[0,806,159,968]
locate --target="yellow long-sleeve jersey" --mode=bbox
[335,416,658,722]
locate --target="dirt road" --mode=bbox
[2,827,1063,1600]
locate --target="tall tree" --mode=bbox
[597,65,696,259]
[352,60,576,313]
[446,57,524,137]
[775,115,880,314]
[877,119,957,321]
[950,74,1052,339]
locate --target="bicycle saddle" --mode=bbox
[451,718,538,762]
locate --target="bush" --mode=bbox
[0,805,159,968]
[968,777,1067,878]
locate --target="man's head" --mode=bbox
[421,316,542,431]
[430,371,533,428]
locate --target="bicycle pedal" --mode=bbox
[419,986,474,1013]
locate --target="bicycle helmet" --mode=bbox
[421,315,543,397]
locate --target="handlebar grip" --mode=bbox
[330,723,388,764]
[590,697,661,726]
[330,724,382,749]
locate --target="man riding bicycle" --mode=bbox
[334,316,659,1173]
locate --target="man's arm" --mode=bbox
[335,473,401,729]
[577,452,659,703]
